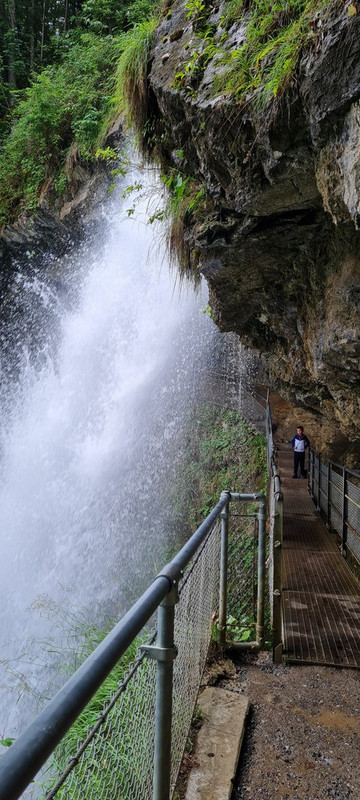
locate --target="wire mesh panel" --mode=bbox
[319,463,328,513]
[268,487,275,621]
[227,505,258,629]
[347,480,360,536]
[346,479,360,564]
[329,466,343,536]
[313,453,319,503]
[42,635,157,800]
[0,494,267,800]
[170,519,221,794]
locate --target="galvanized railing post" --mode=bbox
[342,467,348,559]
[218,491,231,647]
[326,459,331,529]
[255,499,266,648]
[272,487,283,664]
[141,578,179,800]
[317,452,321,511]
[152,584,178,800]
[311,449,315,499]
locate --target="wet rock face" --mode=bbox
[0,119,124,265]
[149,2,360,448]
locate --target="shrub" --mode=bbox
[0,34,119,223]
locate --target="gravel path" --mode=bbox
[224,652,360,800]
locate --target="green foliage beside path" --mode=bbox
[171,404,267,537]
[41,626,149,799]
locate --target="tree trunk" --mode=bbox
[29,0,35,71]
[8,0,17,90]
[64,0,69,31]
[40,0,46,63]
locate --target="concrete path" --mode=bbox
[185,687,249,800]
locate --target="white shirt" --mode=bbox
[294,437,305,452]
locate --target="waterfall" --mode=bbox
[0,161,232,737]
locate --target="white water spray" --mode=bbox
[0,164,223,736]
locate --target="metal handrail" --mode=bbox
[309,447,360,562]
[0,491,266,800]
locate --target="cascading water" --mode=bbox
[0,161,233,739]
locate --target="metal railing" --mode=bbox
[239,385,267,435]
[265,395,284,664]
[0,491,266,800]
[309,448,360,563]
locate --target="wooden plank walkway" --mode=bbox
[277,442,360,668]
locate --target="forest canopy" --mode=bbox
[0,0,155,106]
[0,0,157,223]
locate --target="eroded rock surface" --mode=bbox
[148,2,360,453]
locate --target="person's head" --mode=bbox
[296,425,304,435]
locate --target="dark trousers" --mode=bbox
[293,451,305,476]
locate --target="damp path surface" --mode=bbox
[230,651,360,800]
[278,442,360,667]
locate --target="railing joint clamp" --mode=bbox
[140,644,178,662]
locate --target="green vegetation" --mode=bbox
[115,18,158,138]
[0,0,344,226]
[42,624,148,799]
[169,403,268,646]
[0,0,158,225]
[217,0,336,106]
[0,0,156,110]
[160,170,209,268]
[173,0,340,109]
[171,404,267,534]
[0,34,119,222]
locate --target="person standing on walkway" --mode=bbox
[291,425,310,478]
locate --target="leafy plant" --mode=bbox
[217,0,334,106]
[185,0,210,32]
[0,737,15,748]
[0,0,159,225]
[169,404,267,535]
[0,33,120,222]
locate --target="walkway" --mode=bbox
[277,442,360,667]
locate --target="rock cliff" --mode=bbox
[148,0,360,458]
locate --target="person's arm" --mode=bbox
[305,436,310,449]
[291,435,296,449]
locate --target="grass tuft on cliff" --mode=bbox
[218,0,339,106]
[115,17,159,146]
[174,0,342,109]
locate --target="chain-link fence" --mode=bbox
[0,493,266,800]
[227,507,259,630]
[171,519,221,792]
[43,642,157,800]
